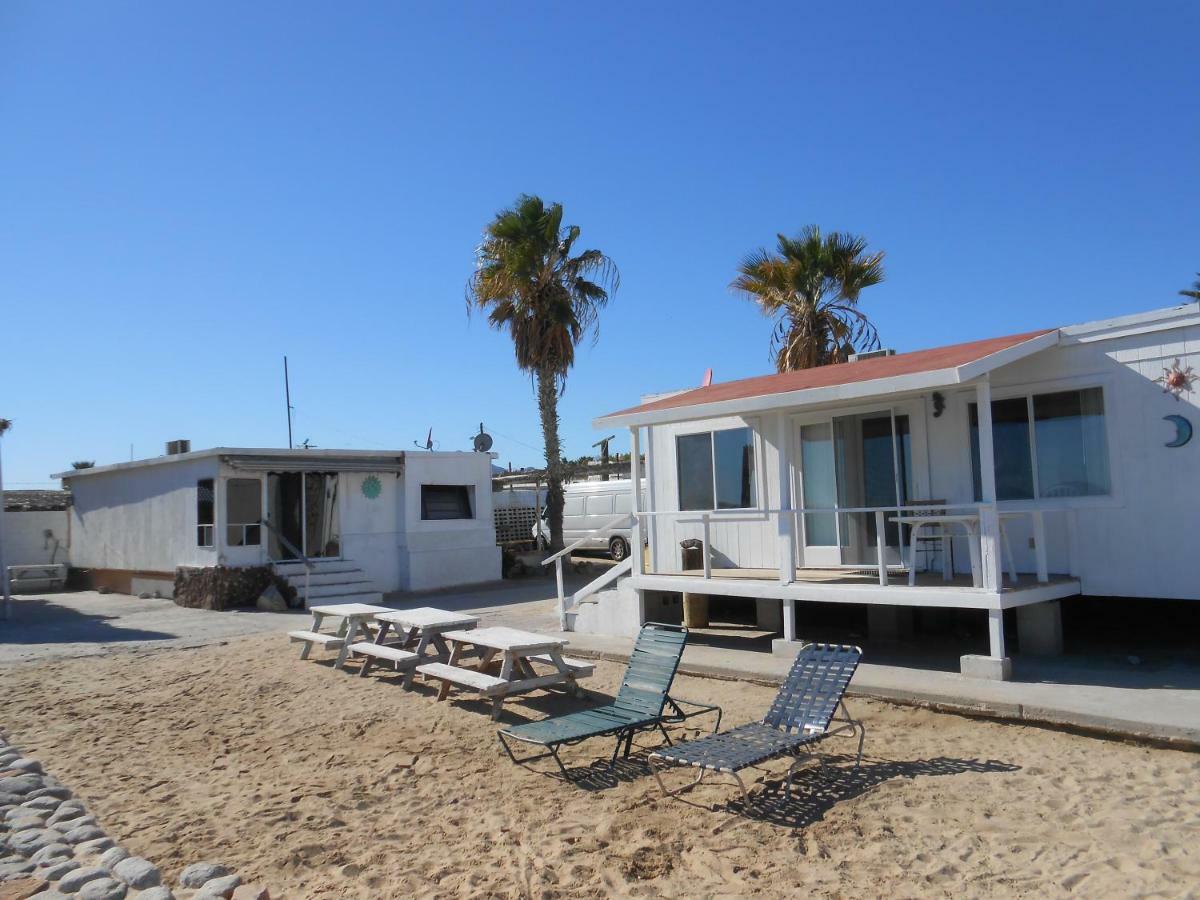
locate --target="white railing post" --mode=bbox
[875,510,889,586]
[775,413,795,585]
[1032,510,1048,583]
[629,426,643,576]
[702,513,712,579]
[975,378,1004,593]
[555,557,567,630]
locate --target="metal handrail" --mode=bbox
[260,518,314,608]
[540,513,634,566]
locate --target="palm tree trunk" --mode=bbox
[536,367,566,551]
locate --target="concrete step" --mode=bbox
[286,570,374,587]
[304,580,376,598]
[303,591,384,608]
[273,560,362,576]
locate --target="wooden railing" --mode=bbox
[541,513,634,629]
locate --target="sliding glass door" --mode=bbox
[794,408,915,568]
[267,472,341,560]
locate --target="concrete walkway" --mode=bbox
[2,581,1197,749]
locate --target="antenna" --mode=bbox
[284,356,294,449]
[472,422,493,453]
[592,434,616,481]
[414,427,438,451]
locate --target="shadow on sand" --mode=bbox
[0,596,178,645]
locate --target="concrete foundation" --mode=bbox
[755,598,783,632]
[771,638,806,659]
[960,654,1012,680]
[868,605,915,642]
[1017,600,1064,656]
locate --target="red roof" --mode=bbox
[601,328,1057,422]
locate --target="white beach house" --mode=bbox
[555,303,1200,680]
[55,446,500,603]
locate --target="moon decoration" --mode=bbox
[1164,414,1193,448]
[361,475,382,499]
[1154,358,1197,400]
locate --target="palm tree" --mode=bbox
[468,195,618,551]
[732,226,886,371]
[1179,273,1200,301]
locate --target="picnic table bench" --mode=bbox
[350,607,481,684]
[288,603,393,669]
[417,626,594,720]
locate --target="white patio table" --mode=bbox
[890,512,1021,588]
[416,626,594,720]
[289,602,393,669]
[371,607,481,662]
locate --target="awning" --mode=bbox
[223,454,405,473]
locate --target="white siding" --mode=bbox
[1,509,70,567]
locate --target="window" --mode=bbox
[676,426,757,511]
[421,484,473,520]
[586,494,614,517]
[226,478,262,546]
[970,387,1110,500]
[197,479,215,547]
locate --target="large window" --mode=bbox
[421,484,473,520]
[197,479,215,547]
[970,387,1110,500]
[226,478,262,546]
[676,426,757,511]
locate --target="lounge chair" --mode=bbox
[497,622,720,777]
[648,642,864,809]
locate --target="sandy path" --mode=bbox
[2,633,1197,898]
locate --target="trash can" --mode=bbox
[680,539,709,628]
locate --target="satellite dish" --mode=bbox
[473,422,493,453]
[413,427,437,451]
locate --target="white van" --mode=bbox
[533,479,647,561]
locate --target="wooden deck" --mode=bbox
[631,567,1082,611]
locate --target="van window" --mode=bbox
[586,495,614,516]
[614,493,632,514]
[563,497,585,517]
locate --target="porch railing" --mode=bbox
[260,518,313,607]
[541,513,634,629]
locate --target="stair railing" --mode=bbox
[260,518,314,608]
[540,513,634,630]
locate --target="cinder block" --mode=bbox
[1017,601,1063,656]
[960,654,1012,680]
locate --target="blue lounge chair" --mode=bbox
[497,623,720,777]
[648,643,864,808]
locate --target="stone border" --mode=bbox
[0,731,270,899]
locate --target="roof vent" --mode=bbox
[166,439,191,455]
[848,348,895,362]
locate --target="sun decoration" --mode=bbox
[361,475,382,500]
[1155,358,1198,400]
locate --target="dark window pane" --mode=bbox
[226,478,262,524]
[421,485,473,520]
[969,399,1035,501]
[1033,388,1110,496]
[244,524,261,546]
[676,433,714,511]
[713,427,757,509]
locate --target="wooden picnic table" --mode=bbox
[371,607,481,662]
[417,626,594,720]
[288,603,393,669]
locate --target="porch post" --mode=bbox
[644,425,658,573]
[775,413,796,585]
[974,378,1004,594]
[987,608,1006,658]
[628,427,643,576]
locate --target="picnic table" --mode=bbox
[288,602,393,669]
[349,607,481,684]
[416,626,594,720]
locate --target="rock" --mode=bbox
[59,865,108,892]
[62,825,106,846]
[0,878,47,900]
[3,760,42,776]
[20,796,62,812]
[97,587,112,595]
[27,787,71,802]
[179,863,229,889]
[29,844,72,866]
[196,874,242,898]
[77,837,116,856]
[7,829,60,855]
[47,804,85,826]
[4,813,46,832]
[137,592,152,600]
[99,848,129,871]
[0,793,25,808]
[231,887,269,900]
[256,584,288,612]
[56,814,98,831]
[133,889,175,900]
[79,878,128,900]
[0,858,35,878]
[111,858,160,890]
[42,859,80,881]
[0,777,43,797]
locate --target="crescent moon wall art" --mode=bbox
[1164,414,1193,448]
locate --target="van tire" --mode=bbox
[608,537,629,562]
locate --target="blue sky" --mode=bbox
[2,2,1197,487]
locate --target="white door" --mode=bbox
[794,417,842,567]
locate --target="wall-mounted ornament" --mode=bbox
[931,391,946,418]
[1154,358,1197,400]
[1164,414,1193,448]
[361,475,382,500]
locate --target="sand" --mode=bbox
[2,633,1197,898]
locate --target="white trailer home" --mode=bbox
[56,447,500,604]
[554,303,1200,680]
